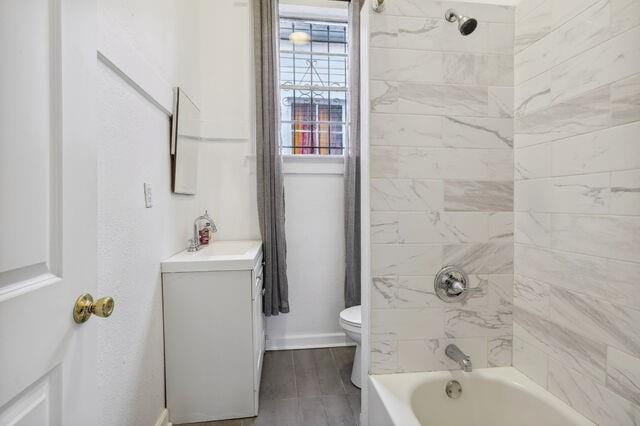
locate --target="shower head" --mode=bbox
[445,9,478,36]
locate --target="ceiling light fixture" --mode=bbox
[289,31,310,45]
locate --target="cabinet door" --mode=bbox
[163,270,254,423]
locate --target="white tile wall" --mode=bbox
[368,0,514,374]
[547,359,640,426]
[513,0,640,422]
[606,347,640,406]
[368,1,640,421]
[513,336,548,387]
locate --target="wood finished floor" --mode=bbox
[176,347,361,426]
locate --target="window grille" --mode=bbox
[279,17,348,156]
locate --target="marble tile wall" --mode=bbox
[513,0,640,424]
[368,0,514,375]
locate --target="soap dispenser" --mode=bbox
[196,210,217,246]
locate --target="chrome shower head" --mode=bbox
[445,9,478,36]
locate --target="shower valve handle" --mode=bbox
[434,266,476,303]
[445,278,465,295]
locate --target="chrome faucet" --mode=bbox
[446,344,472,372]
[188,217,202,252]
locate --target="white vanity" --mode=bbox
[161,240,265,424]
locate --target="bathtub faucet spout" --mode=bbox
[446,344,472,372]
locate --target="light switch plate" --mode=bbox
[144,183,153,208]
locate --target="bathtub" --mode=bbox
[368,367,594,426]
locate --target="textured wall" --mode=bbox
[97,62,203,426]
[367,0,515,374]
[96,1,204,425]
[513,0,640,424]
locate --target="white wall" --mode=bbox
[267,163,349,349]
[96,0,259,425]
[191,0,349,352]
[97,62,201,426]
[96,1,209,425]
[96,1,348,424]
[197,1,254,141]
[194,0,260,241]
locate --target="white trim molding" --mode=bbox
[266,332,354,351]
[201,119,250,143]
[97,16,174,115]
[359,2,371,425]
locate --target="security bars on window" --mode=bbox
[279,17,349,156]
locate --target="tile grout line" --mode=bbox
[515,70,640,119]
[515,23,640,89]
[513,125,640,151]
[329,348,349,395]
[331,347,361,424]
[513,268,640,314]
[290,350,300,401]
[290,350,305,426]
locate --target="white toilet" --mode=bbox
[339,305,362,388]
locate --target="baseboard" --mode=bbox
[266,332,355,350]
[155,408,171,426]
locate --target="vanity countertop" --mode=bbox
[161,240,262,273]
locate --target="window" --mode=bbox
[279,17,348,156]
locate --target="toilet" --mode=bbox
[339,305,362,388]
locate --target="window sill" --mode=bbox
[282,154,345,175]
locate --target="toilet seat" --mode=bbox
[339,305,361,328]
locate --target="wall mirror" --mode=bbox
[171,87,201,195]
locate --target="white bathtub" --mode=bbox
[368,367,594,426]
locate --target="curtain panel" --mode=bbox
[253,0,290,315]
[344,0,362,308]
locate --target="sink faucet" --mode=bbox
[188,217,202,252]
[445,344,472,372]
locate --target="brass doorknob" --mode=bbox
[73,293,115,324]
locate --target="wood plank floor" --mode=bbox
[176,347,360,426]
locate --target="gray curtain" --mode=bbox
[344,0,362,309]
[253,0,290,316]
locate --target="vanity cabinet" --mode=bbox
[161,241,264,424]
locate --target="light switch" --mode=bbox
[144,183,153,208]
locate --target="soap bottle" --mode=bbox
[197,210,217,246]
[204,210,217,236]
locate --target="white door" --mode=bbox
[0,0,100,425]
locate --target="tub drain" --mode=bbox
[445,380,462,399]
